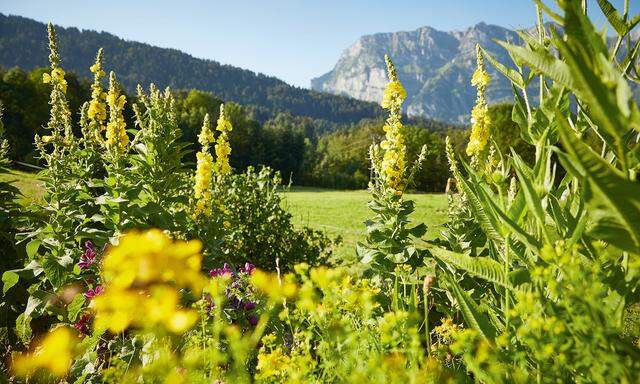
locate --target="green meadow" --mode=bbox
[281,187,448,261]
[0,171,447,261]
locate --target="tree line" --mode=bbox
[0,65,531,192]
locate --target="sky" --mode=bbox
[1,0,638,88]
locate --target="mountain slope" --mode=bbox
[0,13,384,125]
[312,23,520,124]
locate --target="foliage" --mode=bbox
[422,1,640,381]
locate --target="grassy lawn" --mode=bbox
[282,186,448,262]
[0,169,44,204]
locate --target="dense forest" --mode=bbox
[0,13,386,126]
[0,65,530,191]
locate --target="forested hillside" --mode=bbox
[0,13,384,125]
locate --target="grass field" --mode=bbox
[0,169,44,205]
[282,187,448,261]
[0,171,448,261]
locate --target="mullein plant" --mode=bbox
[357,55,428,274]
[424,1,640,381]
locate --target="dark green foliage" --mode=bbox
[209,167,336,271]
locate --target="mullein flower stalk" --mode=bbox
[194,114,215,218]
[35,24,76,183]
[105,72,129,156]
[85,48,107,144]
[466,44,491,166]
[214,104,233,177]
[379,55,408,195]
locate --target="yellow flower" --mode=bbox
[105,72,129,153]
[102,229,205,292]
[12,327,78,378]
[214,104,233,176]
[93,230,204,334]
[251,269,298,301]
[381,80,407,109]
[466,44,491,158]
[378,55,407,194]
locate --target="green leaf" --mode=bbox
[558,113,640,254]
[441,272,496,339]
[67,294,86,322]
[480,46,525,88]
[455,173,504,243]
[429,247,514,290]
[596,0,629,36]
[2,271,19,295]
[26,239,42,259]
[497,40,574,89]
[512,152,552,242]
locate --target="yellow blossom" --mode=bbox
[102,229,205,292]
[12,327,78,378]
[105,72,129,153]
[466,45,491,158]
[193,114,214,218]
[378,55,407,194]
[93,229,204,334]
[214,104,233,176]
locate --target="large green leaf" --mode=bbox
[441,272,497,339]
[558,113,640,254]
[430,247,515,291]
[512,152,552,242]
[480,46,525,88]
[455,170,504,243]
[497,40,574,89]
[597,0,629,36]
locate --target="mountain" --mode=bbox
[0,13,385,126]
[312,23,521,124]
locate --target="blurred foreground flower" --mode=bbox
[12,327,78,378]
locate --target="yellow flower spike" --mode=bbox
[105,71,129,154]
[378,55,408,194]
[213,104,233,176]
[12,327,78,378]
[466,44,491,159]
[42,72,52,84]
[193,114,215,218]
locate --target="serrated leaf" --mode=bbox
[429,247,514,290]
[558,112,640,254]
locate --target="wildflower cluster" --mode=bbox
[104,72,129,154]
[194,113,214,217]
[204,262,261,328]
[465,44,491,160]
[92,230,205,334]
[380,54,407,194]
[86,48,107,143]
[214,104,233,176]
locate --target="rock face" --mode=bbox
[311,23,521,124]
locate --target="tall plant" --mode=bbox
[424,1,640,381]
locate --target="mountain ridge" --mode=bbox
[312,22,522,124]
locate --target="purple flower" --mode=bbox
[209,263,234,278]
[248,315,258,326]
[84,285,104,299]
[78,242,98,270]
[74,314,91,335]
[244,301,256,311]
[240,262,255,274]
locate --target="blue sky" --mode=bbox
[1,0,637,88]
